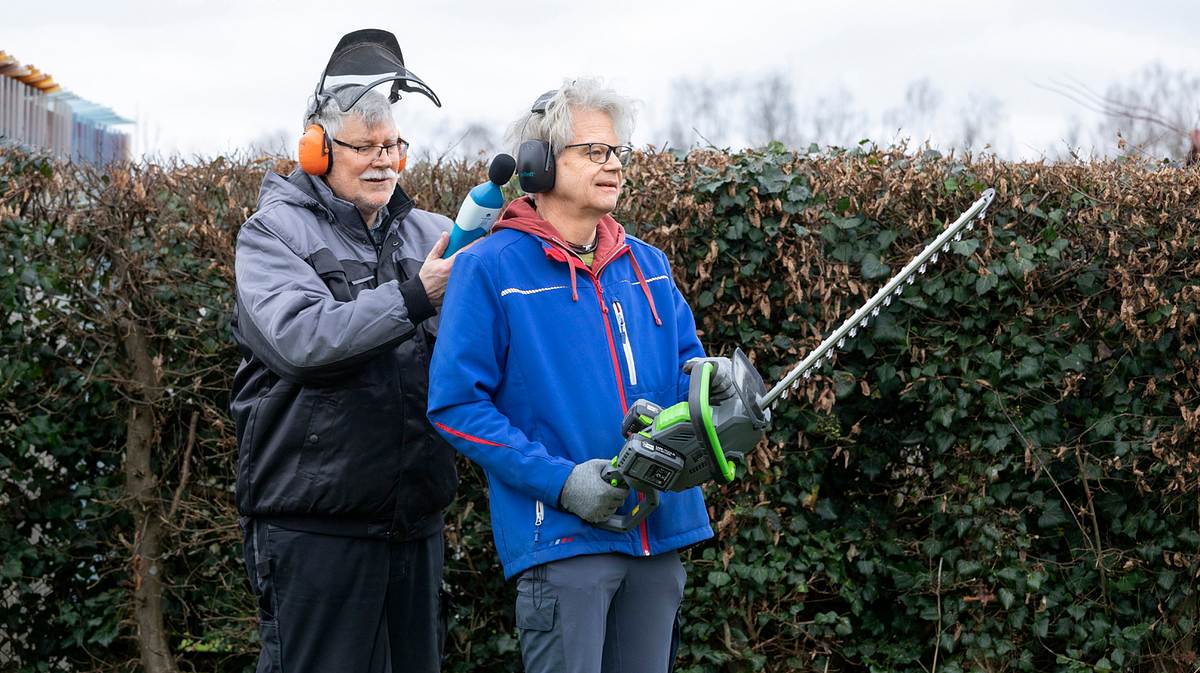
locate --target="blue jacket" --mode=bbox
[427,197,713,579]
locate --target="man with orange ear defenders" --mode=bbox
[230,29,462,673]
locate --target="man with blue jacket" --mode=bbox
[428,78,731,673]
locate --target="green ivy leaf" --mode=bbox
[834,215,863,230]
[708,571,732,587]
[1038,501,1070,529]
[999,587,1015,609]
[1061,344,1093,372]
[861,254,891,280]
[952,238,980,256]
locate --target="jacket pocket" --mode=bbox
[533,500,544,546]
[612,300,638,386]
[302,381,398,515]
[296,394,338,480]
[340,258,378,300]
[235,401,260,512]
[306,247,353,302]
[390,433,459,530]
[245,384,323,512]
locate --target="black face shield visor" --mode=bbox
[311,28,441,114]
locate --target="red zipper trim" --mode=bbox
[637,493,651,556]
[588,276,629,414]
[587,271,651,556]
[592,243,629,276]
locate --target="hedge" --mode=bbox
[1,144,1196,673]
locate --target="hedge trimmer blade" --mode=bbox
[758,188,996,411]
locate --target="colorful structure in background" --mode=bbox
[0,50,132,164]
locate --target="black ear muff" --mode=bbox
[517,139,555,193]
[515,89,558,193]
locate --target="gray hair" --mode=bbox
[305,88,395,137]
[504,77,637,155]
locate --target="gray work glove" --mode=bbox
[559,459,630,523]
[683,356,736,403]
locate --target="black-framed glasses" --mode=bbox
[563,142,633,165]
[331,137,410,160]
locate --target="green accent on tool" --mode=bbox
[596,349,770,533]
[654,402,689,431]
[699,363,736,482]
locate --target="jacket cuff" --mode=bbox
[399,276,437,325]
[546,462,575,510]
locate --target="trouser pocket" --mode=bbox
[515,570,564,673]
[515,590,557,631]
[438,585,452,660]
[256,621,283,673]
[242,520,283,672]
[668,608,681,673]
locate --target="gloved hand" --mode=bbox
[559,459,630,523]
[683,356,736,403]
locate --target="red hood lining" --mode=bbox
[494,196,661,325]
[494,196,625,264]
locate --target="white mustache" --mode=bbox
[361,169,398,181]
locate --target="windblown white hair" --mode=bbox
[504,77,637,155]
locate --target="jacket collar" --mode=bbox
[490,196,662,325]
[263,168,415,245]
[492,196,627,272]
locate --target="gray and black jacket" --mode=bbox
[230,168,457,540]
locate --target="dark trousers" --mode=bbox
[243,519,446,673]
[515,552,686,673]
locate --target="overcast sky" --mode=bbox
[7,0,1200,160]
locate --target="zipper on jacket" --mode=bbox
[588,278,650,557]
[589,279,628,412]
[611,301,638,386]
[534,500,544,545]
[359,221,383,260]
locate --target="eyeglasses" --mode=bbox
[331,137,410,161]
[563,142,633,165]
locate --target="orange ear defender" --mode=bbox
[392,145,407,173]
[298,123,333,175]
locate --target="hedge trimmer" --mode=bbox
[598,188,997,533]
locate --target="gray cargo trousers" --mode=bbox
[515,552,686,673]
